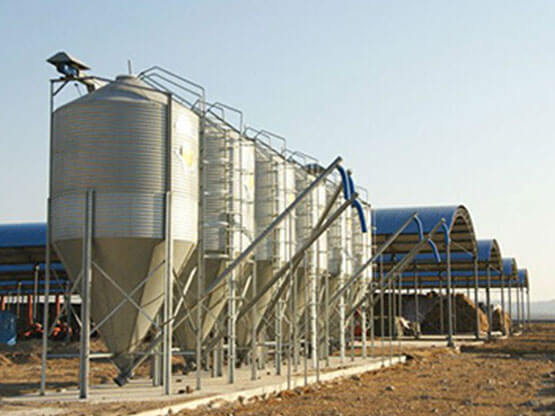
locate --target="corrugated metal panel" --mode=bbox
[0,223,46,248]
[203,127,255,254]
[326,183,343,276]
[372,206,460,236]
[171,104,199,243]
[295,167,328,273]
[52,192,165,240]
[51,76,198,243]
[254,146,296,262]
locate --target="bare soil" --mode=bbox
[0,324,553,415]
[180,323,555,416]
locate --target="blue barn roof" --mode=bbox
[517,268,529,287]
[0,223,46,248]
[372,205,472,235]
[502,257,518,279]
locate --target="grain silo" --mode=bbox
[235,141,296,359]
[51,75,198,372]
[290,162,328,362]
[173,117,255,357]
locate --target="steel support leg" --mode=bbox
[324,271,330,367]
[526,288,530,329]
[40,199,52,396]
[500,278,506,335]
[152,313,162,386]
[361,300,367,359]
[310,249,318,368]
[516,283,521,331]
[228,268,237,384]
[369,286,375,357]
[486,267,492,340]
[79,189,94,399]
[439,280,444,335]
[379,262,385,366]
[507,277,513,335]
[250,262,258,381]
[163,191,174,395]
[474,256,480,340]
[446,241,454,347]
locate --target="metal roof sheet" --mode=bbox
[372,205,462,235]
[0,223,46,248]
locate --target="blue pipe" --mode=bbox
[0,263,65,273]
[335,165,350,199]
[351,194,368,234]
[0,280,67,287]
[413,216,425,240]
[412,215,441,263]
[352,200,368,233]
[428,240,442,263]
[347,174,355,197]
[345,172,368,233]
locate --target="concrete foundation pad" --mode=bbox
[4,355,406,415]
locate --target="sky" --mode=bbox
[0,1,554,301]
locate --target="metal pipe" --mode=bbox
[39,198,51,396]
[487,266,492,340]
[508,276,513,335]
[196,94,206,391]
[526,287,530,328]
[445,227,454,347]
[163,190,174,395]
[199,183,343,360]
[255,193,358,337]
[203,157,342,298]
[329,213,419,307]
[414,266,419,339]
[79,189,94,399]
[439,279,444,335]
[520,285,525,331]
[33,264,39,321]
[379,260,385,367]
[516,278,521,330]
[233,185,344,326]
[500,274,506,335]
[344,219,446,327]
[324,271,330,367]
[474,255,480,340]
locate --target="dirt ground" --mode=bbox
[180,323,555,416]
[0,323,553,415]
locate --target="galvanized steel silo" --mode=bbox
[51,75,198,371]
[235,144,296,349]
[291,165,328,333]
[174,122,255,352]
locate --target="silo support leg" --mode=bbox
[79,189,94,400]
[163,190,174,395]
[40,199,52,396]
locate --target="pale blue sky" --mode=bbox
[1,1,554,300]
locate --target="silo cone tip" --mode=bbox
[113,353,144,386]
[113,372,131,387]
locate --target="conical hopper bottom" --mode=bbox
[280,268,342,357]
[174,251,252,354]
[55,238,194,372]
[236,261,276,353]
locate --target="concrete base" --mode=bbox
[4,355,406,415]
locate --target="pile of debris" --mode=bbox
[421,293,489,334]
